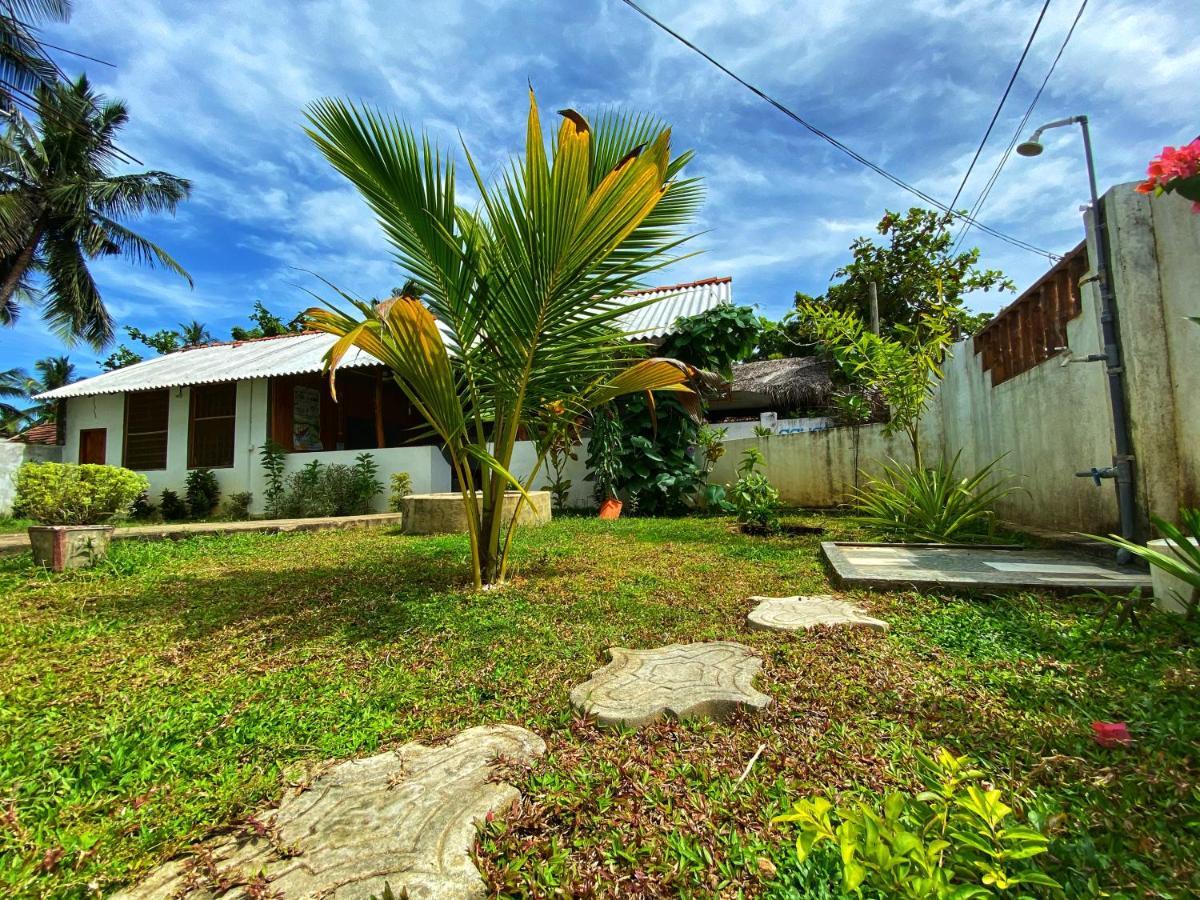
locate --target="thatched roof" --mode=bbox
[725,357,834,409]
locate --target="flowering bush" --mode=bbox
[1136,139,1200,212]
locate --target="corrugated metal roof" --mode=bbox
[38,276,732,399]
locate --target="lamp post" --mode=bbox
[1017,116,1137,559]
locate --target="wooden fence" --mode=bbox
[973,242,1088,385]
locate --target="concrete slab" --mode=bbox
[111,724,546,900]
[822,542,1152,595]
[747,595,889,632]
[569,642,770,728]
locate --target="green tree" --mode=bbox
[178,319,212,346]
[0,365,28,433]
[0,1,71,109]
[803,208,1012,337]
[98,344,141,371]
[0,75,192,346]
[304,91,704,587]
[797,299,952,466]
[230,300,304,340]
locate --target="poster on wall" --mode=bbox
[292,384,323,451]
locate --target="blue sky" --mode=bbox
[3,0,1197,378]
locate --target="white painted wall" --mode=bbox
[716,416,834,440]
[510,438,595,508]
[0,441,62,515]
[61,377,452,516]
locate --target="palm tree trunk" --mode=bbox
[0,224,43,309]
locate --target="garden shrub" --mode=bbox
[773,749,1060,898]
[388,472,412,512]
[273,454,383,518]
[14,462,148,526]
[129,489,160,522]
[850,451,1017,543]
[223,491,253,521]
[259,440,287,517]
[158,489,188,521]
[723,447,780,531]
[184,468,221,519]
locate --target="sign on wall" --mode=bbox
[292,384,323,451]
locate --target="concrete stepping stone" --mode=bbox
[747,595,889,633]
[569,641,770,728]
[112,724,545,900]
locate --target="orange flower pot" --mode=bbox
[598,498,623,520]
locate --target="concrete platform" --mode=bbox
[401,491,550,535]
[0,512,404,555]
[822,541,1152,595]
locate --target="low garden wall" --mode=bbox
[0,442,62,516]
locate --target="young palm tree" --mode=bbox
[305,91,706,587]
[0,1,71,109]
[178,319,212,346]
[0,75,192,346]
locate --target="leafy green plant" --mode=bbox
[773,748,1061,898]
[1091,508,1200,619]
[542,424,580,513]
[388,472,413,512]
[850,452,1018,543]
[185,468,221,519]
[662,304,761,378]
[799,300,953,466]
[158,489,187,521]
[14,462,148,526]
[223,491,253,521]
[724,447,780,532]
[259,440,287,517]
[129,489,159,522]
[322,454,383,516]
[753,424,774,438]
[586,405,624,503]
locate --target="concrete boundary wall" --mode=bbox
[712,184,1199,536]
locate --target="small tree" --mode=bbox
[801,207,1013,337]
[305,91,703,587]
[798,300,952,467]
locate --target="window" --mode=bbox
[189,383,237,469]
[123,390,170,470]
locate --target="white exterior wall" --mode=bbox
[0,441,62,516]
[510,438,595,508]
[61,377,452,515]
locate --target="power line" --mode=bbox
[0,78,145,166]
[951,0,1089,254]
[946,0,1053,215]
[617,0,1061,260]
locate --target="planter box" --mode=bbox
[401,491,551,536]
[1147,537,1199,614]
[28,524,115,571]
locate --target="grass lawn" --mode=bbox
[0,515,1196,897]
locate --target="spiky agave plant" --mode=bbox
[303,91,705,587]
[849,451,1019,544]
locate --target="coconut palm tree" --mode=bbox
[0,75,192,346]
[304,91,706,587]
[0,365,28,433]
[178,319,211,347]
[0,1,71,110]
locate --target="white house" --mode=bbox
[34,278,732,514]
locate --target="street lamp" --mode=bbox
[1018,115,1137,560]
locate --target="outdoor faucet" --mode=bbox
[1076,466,1116,487]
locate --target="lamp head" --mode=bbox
[1016,127,1047,157]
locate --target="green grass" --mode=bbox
[0,516,35,534]
[0,516,1196,897]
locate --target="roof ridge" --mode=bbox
[180,330,322,352]
[624,275,732,295]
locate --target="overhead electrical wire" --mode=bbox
[617,0,1061,260]
[951,0,1090,254]
[946,0,1053,215]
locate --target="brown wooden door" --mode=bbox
[79,428,106,464]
